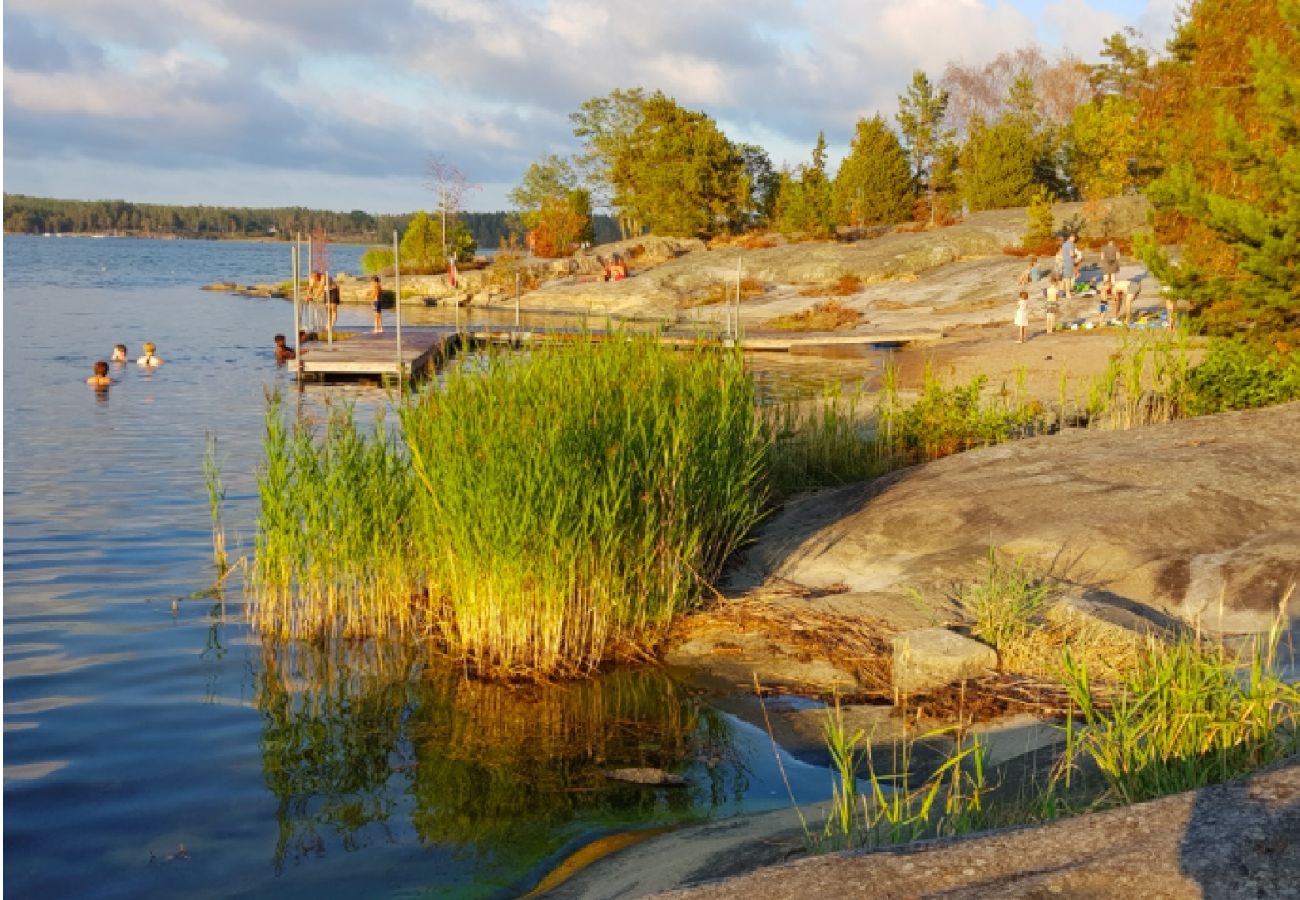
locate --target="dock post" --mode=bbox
[735,255,743,345]
[291,245,302,379]
[515,272,520,329]
[394,229,404,389]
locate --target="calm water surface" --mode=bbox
[3,236,872,899]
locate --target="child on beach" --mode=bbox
[136,342,163,366]
[87,360,114,387]
[111,344,128,363]
[1044,277,1061,335]
[1014,291,1030,343]
[368,276,384,333]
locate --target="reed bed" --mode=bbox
[250,338,769,679]
[1061,605,1300,806]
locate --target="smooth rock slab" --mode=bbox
[891,627,998,696]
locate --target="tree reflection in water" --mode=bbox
[256,641,743,892]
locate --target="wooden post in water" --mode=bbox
[735,255,743,344]
[394,229,403,388]
[291,245,302,377]
[515,272,521,328]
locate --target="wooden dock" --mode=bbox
[294,325,942,381]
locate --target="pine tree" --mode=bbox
[897,70,954,223]
[774,133,834,237]
[1140,0,1300,345]
[831,116,913,226]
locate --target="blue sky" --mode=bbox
[2,0,1179,213]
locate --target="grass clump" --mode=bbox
[879,365,1045,465]
[955,549,1054,657]
[1062,610,1300,806]
[680,277,767,308]
[763,300,864,332]
[810,699,989,852]
[251,338,769,679]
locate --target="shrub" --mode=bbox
[1184,341,1300,416]
[763,300,864,332]
[360,247,394,274]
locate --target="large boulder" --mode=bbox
[731,402,1300,633]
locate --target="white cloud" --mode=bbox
[3,0,1184,210]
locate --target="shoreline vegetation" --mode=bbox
[245,331,1297,678]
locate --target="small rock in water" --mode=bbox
[604,767,687,786]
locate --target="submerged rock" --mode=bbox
[605,768,688,787]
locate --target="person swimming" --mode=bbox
[111,344,128,363]
[274,334,295,362]
[87,360,114,387]
[136,342,164,366]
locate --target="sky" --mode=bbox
[2,0,1180,214]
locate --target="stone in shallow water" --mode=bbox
[604,767,688,786]
[891,627,997,696]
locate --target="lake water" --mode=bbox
[3,236,874,899]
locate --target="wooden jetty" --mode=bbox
[294,325,943,382]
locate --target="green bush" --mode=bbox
[360,247,394,274]
[1185,341,1300,416]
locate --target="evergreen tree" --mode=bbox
[1140,0,1300,344]
[774,133,834,237]
[616,93,747,237]
[956,116,1042,211]
[896,70,954,222]
[831,116,913,226]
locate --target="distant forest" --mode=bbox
[1,194,621,248]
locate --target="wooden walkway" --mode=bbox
[294,325,942,381]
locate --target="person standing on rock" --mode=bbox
[1044,276,1062,335]
[1101,239,1120,292]
[1060,234,1077,288]
[1014,290,1030,343]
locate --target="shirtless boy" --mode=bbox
[87,360,114,387]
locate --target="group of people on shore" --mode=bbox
[1013,237,1161,342]
[86,342,163,388]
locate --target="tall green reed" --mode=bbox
[203,431,228,574]
[1061,600,1300,806]
[251,338,770,679]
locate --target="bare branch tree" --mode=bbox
[425,156,479,257]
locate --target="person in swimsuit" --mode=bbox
[87,360,114,386]
[274,334,296,362]
[368,276,384,333]
[326,276,341,331]
[136,342,163,366]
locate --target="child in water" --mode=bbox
[111,344,128,363]
[273,334,296,362]
[136,342,164,366]
[87,360,114,387]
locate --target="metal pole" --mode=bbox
[291,245,302,379]
[735,255,743,344]
[515,272,521,328]
[394,229,403,388]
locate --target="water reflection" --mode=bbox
[256,643,743,892]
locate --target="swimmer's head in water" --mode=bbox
[113,344,128,359]
[94,361,109,377]
[143,342,156,354]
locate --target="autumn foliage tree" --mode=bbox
[1140,0,1300,346]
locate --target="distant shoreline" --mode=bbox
[4,230,375,246]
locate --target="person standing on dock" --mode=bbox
[368,276,384,333]
[326,275,341,331]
